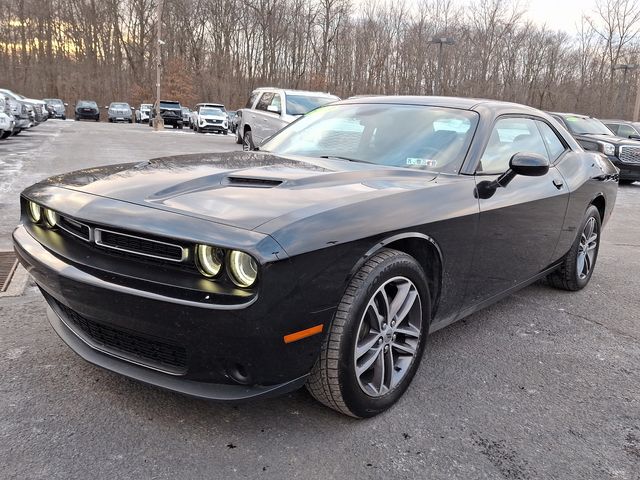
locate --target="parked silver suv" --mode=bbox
[236,88,339,150]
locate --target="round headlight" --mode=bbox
[228,251,258,288]
[195,244,223,278]
[28,201,42,223]
[44,208,58,227]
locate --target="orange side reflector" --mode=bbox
[283,324,324,344]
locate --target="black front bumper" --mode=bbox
[160,116,183,126]
[76,111,99,120]
[13,224,333,401]
[606,155,640,181]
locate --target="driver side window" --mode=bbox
[478,117,548,174]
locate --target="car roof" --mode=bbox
[600,119,630,123]
[547,111,592,119]
[339,95,544,114]
[253,87,339,98]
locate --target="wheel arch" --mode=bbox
[590,194,605,222]
[356,233,443,321]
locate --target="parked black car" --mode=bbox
[149,100,183,128]
[14,97,618,417]
[550,112,640,184]
[601,119,640,140]
[75,100,100,121]
[43,98,67,120]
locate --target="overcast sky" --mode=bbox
[524,0,598,33]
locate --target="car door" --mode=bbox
[251,92,274,144]
[466,116,570,305]
[261,93,286,141]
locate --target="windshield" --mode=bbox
[160,102,180,109]
[140,104,151,111]
[45,99,64,105]
[563,116,613,136]
[110,103,129,109]
[200,107,223,115]
[286,95,339,116]
[78,101,97,107]
[262,104,478,172]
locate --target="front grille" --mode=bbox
[619,146,640,164]
[95,228,185,262]
[58,215,91,241]
[205,119,222,124]
[49,295,188,373]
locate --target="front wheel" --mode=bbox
[548,205,601,291]
[307,248,430,417]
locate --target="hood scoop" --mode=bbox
[224,176,283,188]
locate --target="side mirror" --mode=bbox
[509,152,550,177]
[628,134,640,140]
[266,105,281,114]
[104,106,109,109]
[64,103,68,106]
[475,152,549,199]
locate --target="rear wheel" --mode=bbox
[242,130,255,151]
[619,179,634,185]
[236,127,243,144]
[306,248,430,417]
[548,205,601,291]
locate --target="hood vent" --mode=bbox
[225,176,283,188]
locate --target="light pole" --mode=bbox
[613,63,637,118]
[153,0,165,131]
[430,36,455,96]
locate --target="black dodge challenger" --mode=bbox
[13,97,619,417]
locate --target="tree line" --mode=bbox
[0,0,639,118]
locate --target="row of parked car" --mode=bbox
[0,88,59,139]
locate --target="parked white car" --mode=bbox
[236,88,340,150]
[0,96,15,139]
[135,103,152,123]
[190,104,228,134]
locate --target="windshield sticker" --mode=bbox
[406,158,436,167]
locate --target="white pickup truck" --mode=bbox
[236,88,339,150]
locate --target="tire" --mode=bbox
[62,115,66,120]
[242,130,255,151]
[178,124,183,129]
[0,130,11,139]
[619,179,634,185]
[75,116,79,121]
[306,248,430,418]
[547,205,601,291]
[13,128,21,136]
[236,128,243,144]
[223,130,228,135]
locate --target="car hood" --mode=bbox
[575,133,639,146]
[200,114,226,120]
[40,151,438,231]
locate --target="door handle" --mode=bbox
[553,179,563,190]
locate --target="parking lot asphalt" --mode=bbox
[0,121,639,480]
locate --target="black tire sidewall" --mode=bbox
[573,205,602,289]
[338,253,430,417]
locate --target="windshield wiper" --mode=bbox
[319,155,374,164]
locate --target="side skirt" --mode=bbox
[428,262,561,334]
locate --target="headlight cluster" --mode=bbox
[599,141,615,156]
[27,200,57,227]
[196,244,259,288]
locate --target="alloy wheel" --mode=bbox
[577,216,598,280]
[354,276,422,397]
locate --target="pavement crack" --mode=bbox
[512,294,640,343]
